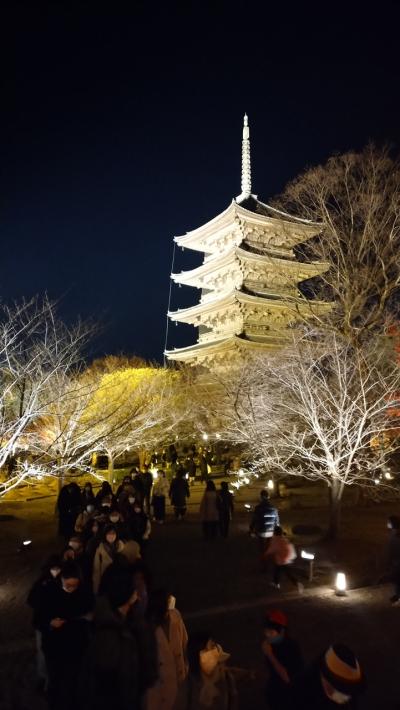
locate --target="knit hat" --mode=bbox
[320,644,364,695]
[264,609,288,630]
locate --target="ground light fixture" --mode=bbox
[244,503,252,511]
[335,572,347,596]
[301,550,315,581]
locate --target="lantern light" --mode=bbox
[22,540,32,547]
[301,550,315,560]
[244,503,251,510]
[267,479,274,491]
[335,572,347,596]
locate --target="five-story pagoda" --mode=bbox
[165,115,329,367]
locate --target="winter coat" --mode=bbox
[128,512,151,544]
[92,540,124,594]
[40,582,94,659]
[27,576,59,629]
[250,500,280,537]
[175,667,238,710]
[79,597,142,710]
[217,491,234,519]
[144,625,177,710]
[170,477,190,508]
[168,608,188,683]
[266,535,297,566]
[199,491,219,522]
[153,477,170,498]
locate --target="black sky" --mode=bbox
[2,1,400,361]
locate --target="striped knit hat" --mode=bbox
[320,644,364,695]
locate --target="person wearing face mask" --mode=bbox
[107,507,128,540]
[293,644,364,709]
[262,610,303,710]
[92,524,125,594]
[27,554,62,692]
[176,632,238,710]
[40,561,94,710]
[74,502,96,533]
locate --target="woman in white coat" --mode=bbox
[145,589,188,710]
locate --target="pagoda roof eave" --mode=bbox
[165,334,286,362]
[171,244,329,287]
[168,289,331,324]
[174,200,321,253]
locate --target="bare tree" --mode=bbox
[274,145,400,341]
[216,328,400,538]
[0,297,92,495]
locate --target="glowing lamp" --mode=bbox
[202,433,208,441]
[244,503,251,510]
[301,550,315,560]
[23,540,32,546]
[267,479,274,491]
[374,478,380,485]
[385,471,393,480]
[335,572,347,596]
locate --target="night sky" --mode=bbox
[2,2,400,362]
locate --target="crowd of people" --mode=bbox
[26,475,371,709]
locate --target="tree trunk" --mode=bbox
[138,448,148,470]
[326,479,343,540]
[107,454,114,486]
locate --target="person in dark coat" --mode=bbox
[81,482,95,508]
[128,503,151,553]
[27,554,62,690]
[79,568,151,710]
[250,490,280,566]
[95,481,115,509]
[56,482,82,539]
[40,561,94,710]
[292,644,364,709]
[262,610,303,710]
[169,470,190,520]
[217,482,234,538]
[141,465,154,513]
[132,472,145,505]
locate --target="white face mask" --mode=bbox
[128,497,135,504]
[87,505,95,514]
[109,515,119,523]
[50,567,60,578]
[330,689,351,704]
[69,541,81,551]
[200,648,220,675]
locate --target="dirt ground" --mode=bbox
[0,481,399,709]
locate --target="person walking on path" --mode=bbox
[79,569,144,710]
[92,525,125,594]
[217,481,234,538]
[176,631,238,710]
[56,482,82,539]
[169,470,190,521]
[292,644,364,709]
[262,609,303,710]
[145,589,188,710]
[264,526,303,593]
[249,490,280,567]
[200,480,219,541]
[141,465,154,514]
[386,515,400,605]
[152,470,170,523]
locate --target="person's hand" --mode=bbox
[50,617,65,629]
[262,640,273,658]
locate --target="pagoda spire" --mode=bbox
[236,113,254,203]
